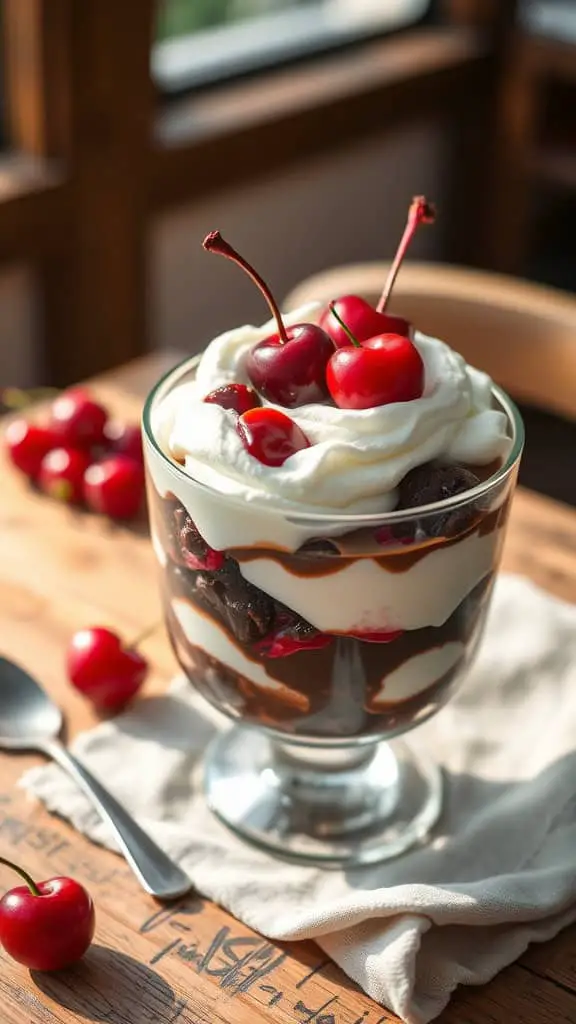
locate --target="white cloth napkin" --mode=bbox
[21,574,576,1024]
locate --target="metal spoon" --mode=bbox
[0,656,191,900]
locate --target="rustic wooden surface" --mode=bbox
[0,353,575,1024]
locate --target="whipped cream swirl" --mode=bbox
[155,303,512,516]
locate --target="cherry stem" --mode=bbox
[328,304,361,347]
[0,856,42,896]
[203,231,289,345]
[128,622,159,651]
[376,196,436,314]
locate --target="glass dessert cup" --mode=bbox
[143,359,524,867]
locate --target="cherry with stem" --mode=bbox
[203,231,334,408]
[0,855,95,971]
[67,625,150,711]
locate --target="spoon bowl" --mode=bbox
[0,656,62,749]
[0,655,191,899]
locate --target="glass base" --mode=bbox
[204,726,443,867]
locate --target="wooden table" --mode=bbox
[1,354,576,1024]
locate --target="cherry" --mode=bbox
[320,295,410,348]
[247,324,334,408]
[4,419,58,479]
[203,231,333,407]
[236,407,310,467]
[175,508,225,571]
[67,626,149,709]
[38,446,90,504]
[326,306,424,410]
[83,454,145,520]
[50,388,108,449]
[204,383,261,415]
[0,856,95,971]
[103,420,143,463]
[319,196,435,345]
[256,612,332,658]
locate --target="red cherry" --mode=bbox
[103,420,143,463]
[0,858,95,971]
[246,324,334,407]
[204,383,261,415]
[4,419,58,479]
[257,630,332,658]
[203,231,333,407]
[67,626,148,709]
[176,513,225,571]
[320,197,435,346]
[84,454,144,520]
[327,332,424,410]
[237,407,310,467]
[38,447,90,504]
[255,609,332,658]
[50,388,108,449]
[319,295,410,347]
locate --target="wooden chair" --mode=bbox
[284,262,576,422]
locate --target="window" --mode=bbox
[0,0,496,383]
[520,1,576,43]
[153,0,433,93]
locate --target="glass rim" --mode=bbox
[142,354,525,525]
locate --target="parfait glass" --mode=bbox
[143,358,524,866]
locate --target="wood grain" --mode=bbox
[0,353,575,1024]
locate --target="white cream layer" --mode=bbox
[237,525,503,633]
[153,303,511,522]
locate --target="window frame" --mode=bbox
[0,0,514,384]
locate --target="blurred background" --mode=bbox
[0,1,574,493]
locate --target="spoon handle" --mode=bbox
[44,739,192,900]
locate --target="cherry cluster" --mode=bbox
[202,196,435,466]
[4,388,144,520]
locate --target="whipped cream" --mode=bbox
[154,303,511,517]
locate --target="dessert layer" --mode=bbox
[149,479,509,638]
[146,434,510,566]
[232,520,505,633]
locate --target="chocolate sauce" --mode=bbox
[228,501,508,577]
[150,473,506,740]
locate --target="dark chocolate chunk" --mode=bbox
[195,562,274,644]
[396,461,481,538]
